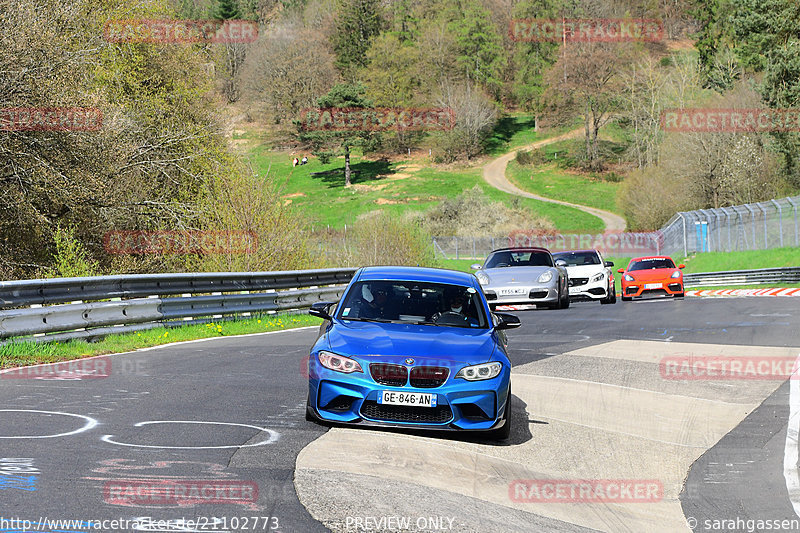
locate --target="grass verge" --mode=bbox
[506,160,622,215]
[0,313,321,370]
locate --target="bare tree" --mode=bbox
[435,82,497,161]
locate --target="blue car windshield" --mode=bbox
[337,281,489,329]
[484,250,553,268]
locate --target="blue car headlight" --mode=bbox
[455,362,502,381]
[318,351,363,374]
[537,271,553,283]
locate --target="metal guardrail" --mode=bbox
[0,268,357,344]
[683,267,800,287]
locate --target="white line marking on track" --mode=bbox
[784,354,800,518]
[0,409,98,439]
[101,420,280,449]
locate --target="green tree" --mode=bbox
[297,83,378,187]
[215,0,240,20]
[445,0,505,98]
[332,0,384,78]
[729,0,800,182]
[511,0,559,121]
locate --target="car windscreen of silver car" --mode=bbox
[485,251,553,268]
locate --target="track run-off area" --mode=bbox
[1,296,799,533]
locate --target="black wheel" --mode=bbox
[622,296,632,301]
[487,386,512,440]
[560,285,570,308]
[601,286,616,304]
[305,394,316,421]
[675,293,685,298]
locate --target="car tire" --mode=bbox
[305,394,316,422]
[601,287,616,304]
[621,296,632,301]
[560,287,570,309]
[675,293,685,298]
[487,387,512,441]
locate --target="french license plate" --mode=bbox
[645,283,662,289]
[569,286,581,294]
[499,288,526,295]
[378,391,436,408]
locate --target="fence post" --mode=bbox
[758,203,768,248]
[771,199,784,248]
[678,213,688,257]
[745,204,756,251]
[788,197,799,246]
[454,237,459,260]
[472,237,476,259]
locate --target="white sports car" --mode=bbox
[552,249,616,304]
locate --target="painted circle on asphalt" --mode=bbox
[101,420,280,449]
[0,409,98,439]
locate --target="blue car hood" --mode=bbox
[324,320,497,365]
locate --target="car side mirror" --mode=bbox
[678,264,686,269]
[604,261,614,267]
[494,312,521,330]
[555,259,567,267]
[470,263,482,270]
[617,268,624,274]
[309,301,335,320]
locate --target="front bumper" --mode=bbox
[568,277,608,300]
[307,361,510,431]
[483,284,558,306]
[622,280,683,298]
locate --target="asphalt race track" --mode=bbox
[1,296,799,533]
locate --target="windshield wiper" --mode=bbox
[341,317,392,323]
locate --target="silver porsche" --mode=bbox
[471,247,570,310]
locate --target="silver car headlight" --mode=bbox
[475,271,490,285]
[590,272,604,283]
[537,271,553,283]
[455,362,502,381]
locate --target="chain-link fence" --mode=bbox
[659,196,800,257]
[432,195,800,261]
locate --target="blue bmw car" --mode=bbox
[305,266,521,440]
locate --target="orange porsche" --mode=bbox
[618,256,685,301]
